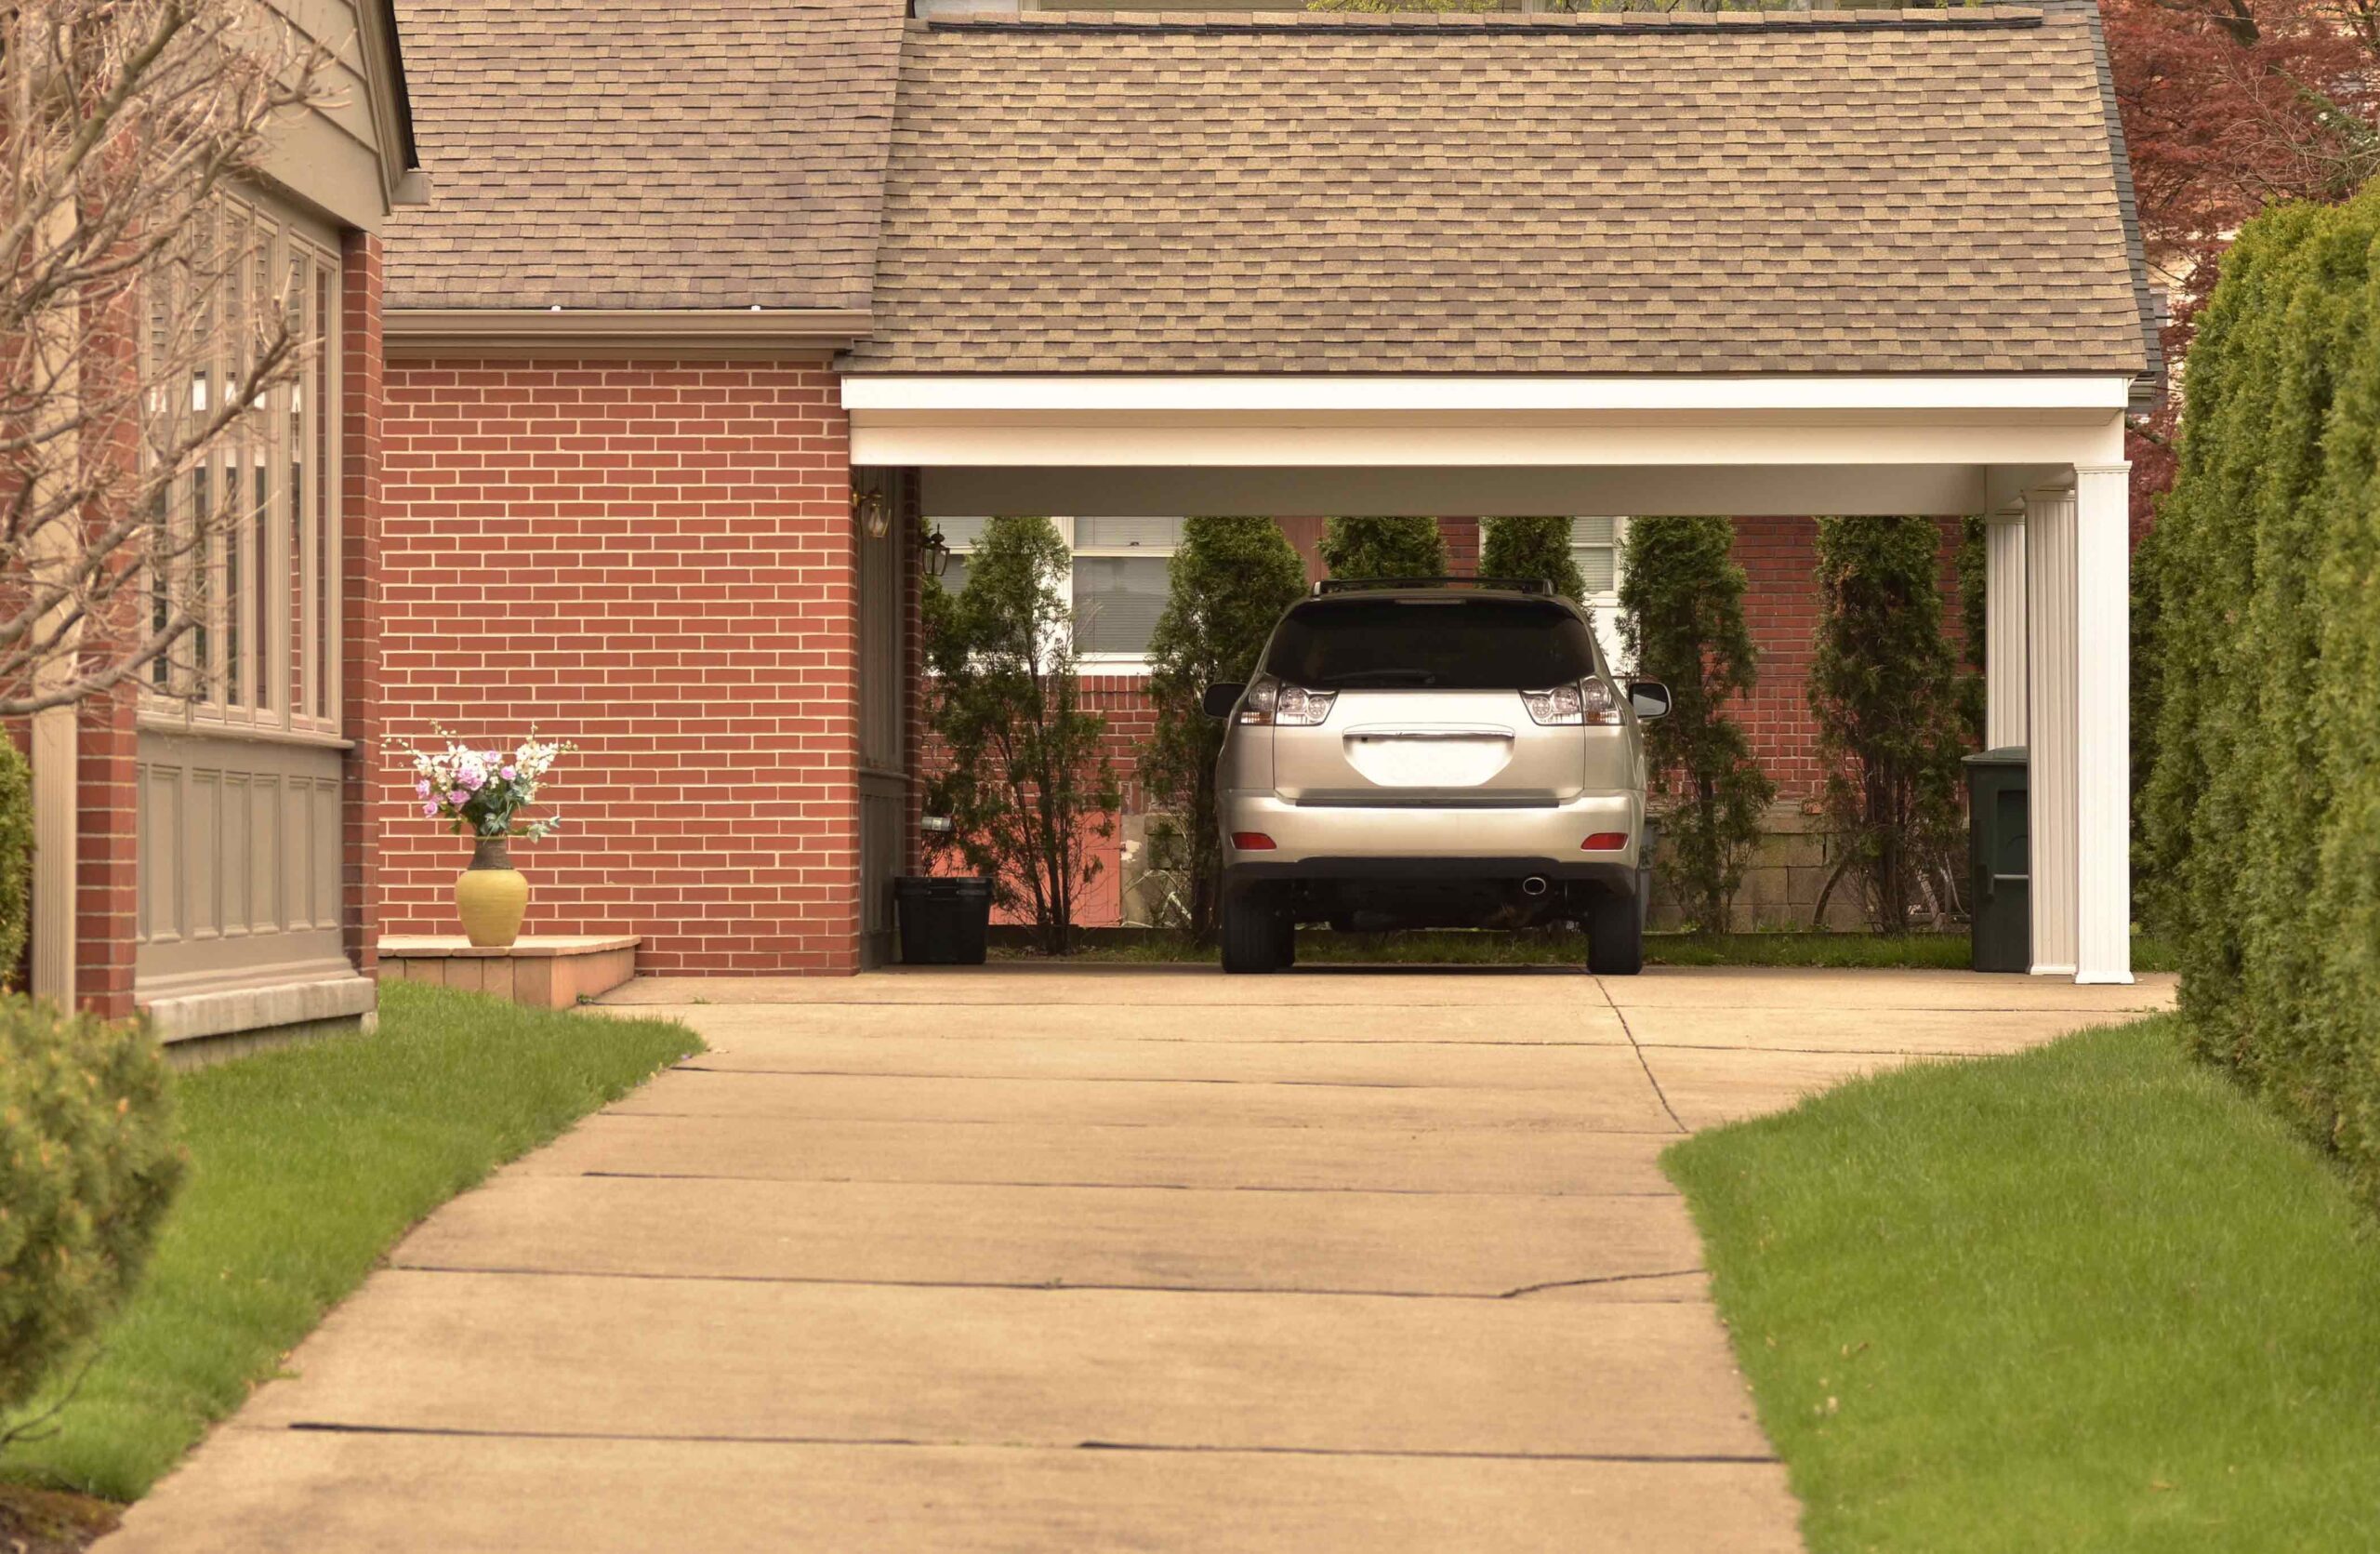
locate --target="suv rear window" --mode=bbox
[1262,596,1602,691]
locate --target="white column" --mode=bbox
[1983,509,2027,750]
[2072,463,2134,984]
[2023,484,2078,976]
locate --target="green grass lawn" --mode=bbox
[0,980,699,1504]
[996,927,2178,972]
[1664,1015,2380,1552]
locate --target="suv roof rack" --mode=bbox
[1312,577,1554,597]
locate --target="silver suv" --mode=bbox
[1204,580,1669,976]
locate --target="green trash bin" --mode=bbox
[1964,748,2029,973]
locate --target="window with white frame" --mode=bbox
[932,517,1183,667]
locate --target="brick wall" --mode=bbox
[378,356,862,975]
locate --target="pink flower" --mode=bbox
[499,765,517,781]
[420,801,438,817]
[416,779,431,799]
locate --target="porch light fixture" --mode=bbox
[853,483,892,540]
[919,522,952,578]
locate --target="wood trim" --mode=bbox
[385,308,871,358]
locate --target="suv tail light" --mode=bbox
[1523,680,1621,727]
[1237,673,1337,727]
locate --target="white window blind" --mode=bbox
[1570,516,1620,596]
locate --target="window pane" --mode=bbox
[1572,545,1616,594]
[314,264,332,723]
[1264,596,1598,690]
[1072,555,1170,655]
[1075,516,1182,549]
[936,517,992,551]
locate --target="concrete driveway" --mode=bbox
[104,965,2174,1553]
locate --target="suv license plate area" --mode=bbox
[1343,735,1513,789]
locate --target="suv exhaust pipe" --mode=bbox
[1520,876,1549,897]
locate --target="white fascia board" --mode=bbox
[840,375,2138,416]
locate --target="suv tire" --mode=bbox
[1585,889,1644,976]
[1221,887,1283,975]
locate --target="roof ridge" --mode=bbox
[924,7,2045,33]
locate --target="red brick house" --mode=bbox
[375,0,2161,982]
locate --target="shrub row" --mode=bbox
[2135,184,2380,1201]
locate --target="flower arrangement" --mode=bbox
[393,732,571,841]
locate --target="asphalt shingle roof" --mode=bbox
[847,7,2152,376]
[386,0,906,312]
[384,2,2154,381]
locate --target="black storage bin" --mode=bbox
[894,876,992,965]
[1963,748,2030,973]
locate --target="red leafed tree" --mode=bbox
[2106,0,2380,519]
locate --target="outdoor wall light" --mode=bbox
[919,523,953,578]
[853,483,892,540]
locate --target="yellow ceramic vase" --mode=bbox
[456,835,529,948]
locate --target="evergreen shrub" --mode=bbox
[922,516,1120,954]
[1318,517,1446,581]
[2139,183,2380,1201]
[0,739,29,983]
[1479,517,1587,600]
[1806,517,1968,931]
[1618,517,1774,929]
[1143,519,1310,938]
[0,997,183,1426]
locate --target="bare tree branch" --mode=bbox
[1,0,332,718]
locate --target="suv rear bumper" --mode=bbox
[1225,854,1638,894]
[1219,790,1642,871]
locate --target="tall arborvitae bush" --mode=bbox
[1479,517,1587,600]
[1806,517,1968,931]
[1319,517,1446,580]
[2140,183,2380,1200]
[0,741,30,983]
[1955,517,1988,746]
[1619,517,1774,929]
[922,516,1120,955]
[1143,519,1310,938]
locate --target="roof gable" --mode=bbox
[386,0,906,312]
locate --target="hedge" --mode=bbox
[2137,182,2380,1202]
